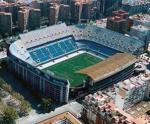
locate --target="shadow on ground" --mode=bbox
[0,69,43,113]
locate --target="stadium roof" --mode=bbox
[79,53,137,82]
[19,23,71,48]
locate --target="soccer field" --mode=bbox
[43,53,103,87]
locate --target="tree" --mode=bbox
[4,33,9,38]
[0,60,8,69]
[2,106,18,124]
[0,35,2,40]
[2,84,12,94]
[19,100,31,116]
[12,92,24,101]
[41,98,52,112]
[0,78,5,88]
[0,100,5,115]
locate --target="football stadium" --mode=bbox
[8,23,144,103]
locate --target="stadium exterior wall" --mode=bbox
[8,54,70,103]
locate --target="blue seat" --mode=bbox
[29,38,78,63]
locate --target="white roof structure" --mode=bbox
[20,23,71,48]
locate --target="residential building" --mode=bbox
[0,12,12,35]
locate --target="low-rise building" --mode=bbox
[129,14,150,44]
[82,89,150,124]
[115,73,150,110]
[83,91,138,124]
[38,112,83,124]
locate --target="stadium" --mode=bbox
[8,23,144,103]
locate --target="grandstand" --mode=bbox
[79,53,137,89]
[8,23,143,103]
[28,37,77,64]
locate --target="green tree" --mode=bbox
[0,60,8,69]
[12,92,24,101]
[41,98,52,112]
[19,100,31,116]
[0,78,5,88]
[0,35,2,40]
[2,106,18,124]
[0,100,5,114]
[4,33,9,38]
[2,84,12,94]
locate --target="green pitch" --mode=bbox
[43,53,102,87]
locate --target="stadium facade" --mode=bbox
[8,23,144,103]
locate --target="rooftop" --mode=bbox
[126,101,150,119]
[79,53,137,82]
[112,10,129,15]
[130,14,150,27]
[38,112,82,124]
[93,19,107,28]
[83,90,150,124]
[108,16,127,22]
[130,14,150,23]
[131,25,150,32]
[118,73,150,91]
